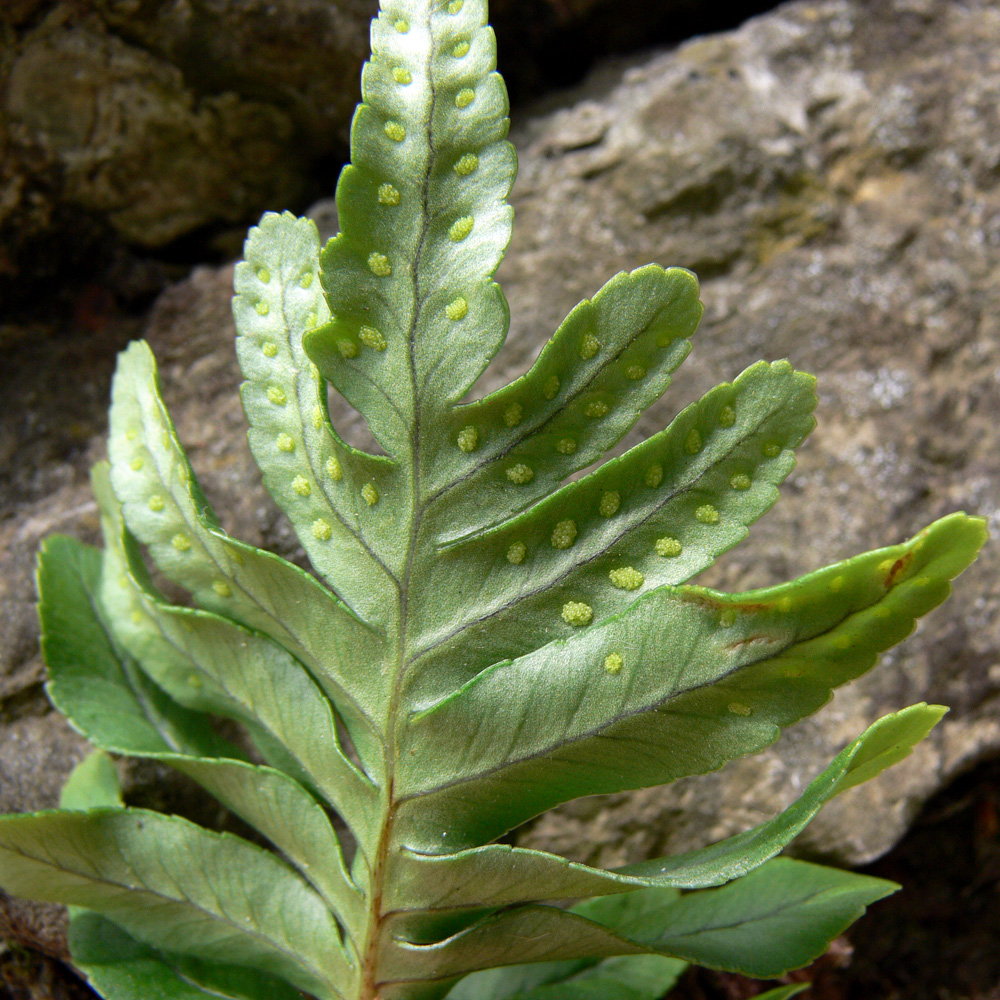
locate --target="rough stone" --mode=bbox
[506,0,1000,869]
[2,0,1000,960]
[0,0,779,310]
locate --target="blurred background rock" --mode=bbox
[0,0,778,317]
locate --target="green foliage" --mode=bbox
[0,1,987,998]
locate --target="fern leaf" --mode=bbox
[4,2,988,998]
[235,212,398,624]
[405,360,816,703]
[395,514,982,848]
[381,860,894,986]
[386,703,944,907]
[39,533,232,760]
[107,343,387,764]
[0,809,351,999]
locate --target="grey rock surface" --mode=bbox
[0,0,777,305]
[2,0,999,956]
[507,0,1000,868]
[1,0,368,253]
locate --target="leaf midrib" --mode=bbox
[632,880,860,943]
[365,3,443,995]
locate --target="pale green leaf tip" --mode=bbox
[754,985,811,1000]
[832,702,950,797]
[60,751,123,811]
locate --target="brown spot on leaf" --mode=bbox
[681,591,770,614]
[885,552,913,588]
[725,634,776,651]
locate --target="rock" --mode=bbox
[0,0,780,310]
[507,0,1000,868]
[2,5,321,251]
[2,0,1000,958]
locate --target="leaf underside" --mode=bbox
[0,2,987,1000]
